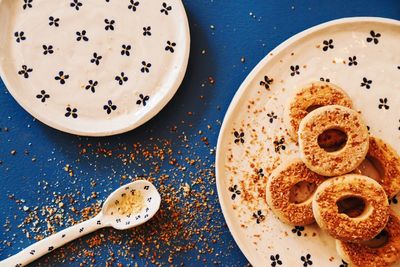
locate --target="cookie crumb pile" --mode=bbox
[118,190,144,216]
[266,81,400,267]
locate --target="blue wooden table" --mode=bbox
[1,1,399,266]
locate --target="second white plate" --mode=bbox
[0,0,190,136]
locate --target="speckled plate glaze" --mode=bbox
[216,17,400,267]
[0,0,190,136]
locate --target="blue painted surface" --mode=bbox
[1,1,399,266]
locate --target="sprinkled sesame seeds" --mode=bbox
[2,118,226,265]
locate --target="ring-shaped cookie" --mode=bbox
[266,159,326,225]
[354,136,400,198]
[284,81,353,141]
[336,212,400,267]
[312,174,389,242]
[299,105,369,176]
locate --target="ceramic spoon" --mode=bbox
[1,180,161,267]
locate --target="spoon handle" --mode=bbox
[1,215,103,267]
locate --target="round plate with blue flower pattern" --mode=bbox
[216,17,400,267]
[0,0,190,136]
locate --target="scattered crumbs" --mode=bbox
[63,164,74,177]
[3,118,225,265]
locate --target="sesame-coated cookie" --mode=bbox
[354,136,400,198]
[298,105,369,176]
[284,82,353,142]
[313,174,389,243]
[266,159,326,226]
[336,211,400,267]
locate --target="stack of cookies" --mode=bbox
[266,81,400,267]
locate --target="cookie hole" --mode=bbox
[362,230,389,248]
[289,181,317,204]
[336,196,366,218]
[318,129,348,152]
[306,105,323,113]
[354,156,384,182]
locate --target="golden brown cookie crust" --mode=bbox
[284,81,353,142]
[299,105,369,176]
[336,212,400,267]
[354,136,400,198]
[266,159,326,225]
[312,174,389,242]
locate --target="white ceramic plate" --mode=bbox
[216,17,400,267]
[0,0,190,136]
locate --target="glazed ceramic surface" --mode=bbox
[216,17,400,267]
[0,0,190,136]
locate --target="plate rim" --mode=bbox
[0,0,191,137]
[215,16,400,266]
